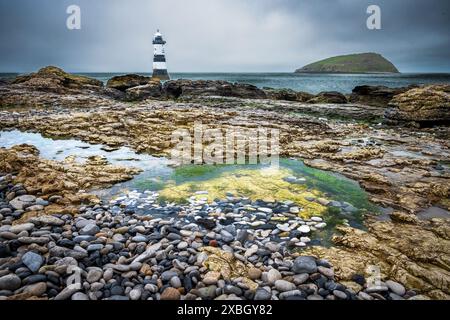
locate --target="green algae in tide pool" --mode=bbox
[155,158,375,220]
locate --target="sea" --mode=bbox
[2,72,450,94]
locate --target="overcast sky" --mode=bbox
[0,0,449,73]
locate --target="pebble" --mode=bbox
[203,271,221,285]
[292,256,317,274]
[279,290,304,300]
[248,267,262,280]
[196,285,217,299]
[72,292,89,300]
[333,290,347,300]
[80,223,100,236]
[161,270,178,282]
[129,288,142,300]
[0,274,22,291]
[307,294,324,300]
[274,280,296,292]
[86,267,103,283]
[21,251,44,273]
[54,287,80,300]
[297,225,311,234]
[317,266,334,278]
[170,276,182,288]
[177,241,188,250]
[293,273,310,285]
[23,282,47,296]
[160,287,181,300]
[289,207,300,214]
[265,242,280,252]
[9,223,35,234]
[385,280,406,296]
[266,268,282,284]
[365,285,389,293]
[9,195,36,210]
[87,244,103,251]
[254,288,272,300]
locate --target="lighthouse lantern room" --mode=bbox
[152,29,170,80]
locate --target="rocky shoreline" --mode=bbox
[0,177,420,300]
[0,66,449,300]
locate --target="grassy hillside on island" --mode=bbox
[295,53,399,74]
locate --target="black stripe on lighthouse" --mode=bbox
[153,55,166,62]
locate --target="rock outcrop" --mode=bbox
[385,85,450,125]
[0,66,118,108]
[125,80,162,101]
[12,66,103,93]
[106,74,153,92]
[308,91,348,104]
[0,144,141,221]
[163,79,267,99]
[349,85,413,107]
[304,213,450,300]
[263,88,314,102]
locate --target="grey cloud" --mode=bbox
[0,0,448,72]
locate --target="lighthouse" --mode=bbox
[152,29,170,80]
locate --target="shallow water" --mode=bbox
[417,206,450,220]
[0,129,375,232]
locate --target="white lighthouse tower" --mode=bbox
[152,29,170,80]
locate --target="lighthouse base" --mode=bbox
[152,69,170,80]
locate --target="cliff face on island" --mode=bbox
[295,53,399,74]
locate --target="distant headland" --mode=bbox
[295,52,400,74]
